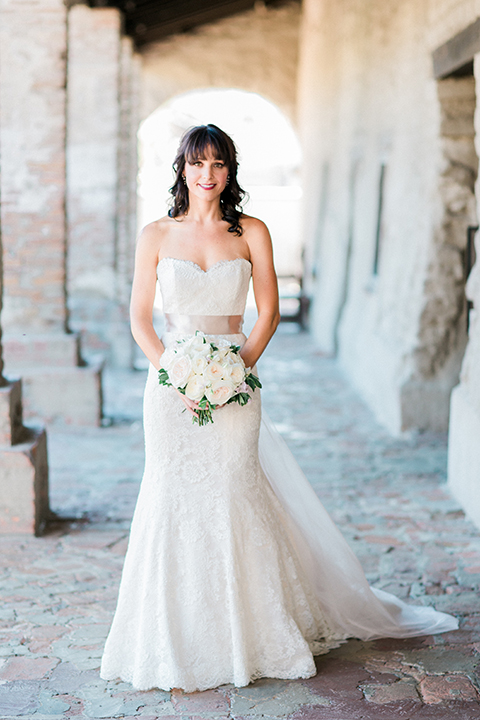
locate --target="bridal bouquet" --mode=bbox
[158,332,262,426]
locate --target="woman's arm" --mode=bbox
[130,223,202,419]
[130,224,165,370]
[240,219,281,369]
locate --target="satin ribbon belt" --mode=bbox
[164,313,244,335]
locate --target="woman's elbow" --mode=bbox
[273,305,281,330]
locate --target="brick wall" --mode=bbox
[66,5,138,365]
[0,0,68,333]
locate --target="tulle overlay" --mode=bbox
[100,257,457,693]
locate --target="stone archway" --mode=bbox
[139,1,301,126]
[137,88,303,276]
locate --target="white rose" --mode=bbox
[221,363,233,379]
[229,363,245,385]
[190,333,207,351]
[215,346,230,360]
[188,337,211,357]
[159,347,176,372]
[170,355,193,388]
[204,361,224,382]
[191,353,207,375]
[216,338,231,348]
[185,375,207,401]
[205,379,235,406]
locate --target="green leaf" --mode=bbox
[192,407,214,426]
[226,392,250,407]
[158,369,171,386]
[245,373,262,390]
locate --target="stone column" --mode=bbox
[116,37,141,368]
[0,125,49,537]
[0,0,102,425]
[67,4,137,367]
[448,54,480,530]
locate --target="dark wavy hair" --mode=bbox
[168,124,246,236]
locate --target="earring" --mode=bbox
[182,175,187,185]
[226,175,230,186]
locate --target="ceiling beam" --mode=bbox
[88,0,289,47]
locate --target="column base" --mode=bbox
[448,384,480,530]
[7,363,103,426]
[0,428,49,536]
[3,332,103,425]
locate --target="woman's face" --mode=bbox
[183,146,229,203]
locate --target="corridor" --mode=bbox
[0,326,479,719]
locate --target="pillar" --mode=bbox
[448,53,480,530]
[66,4,138,367]
[0,0,102,425]
[0,46,50,535]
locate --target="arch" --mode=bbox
[138,88,303,276]
[139,0,301,125]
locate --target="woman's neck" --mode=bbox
[185,195,223,224]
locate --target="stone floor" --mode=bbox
[1,325,480,719]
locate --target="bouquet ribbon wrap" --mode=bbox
[164,313,244,335]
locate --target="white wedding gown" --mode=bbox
[100,257,457,693]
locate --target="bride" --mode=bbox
[100,124,457,693]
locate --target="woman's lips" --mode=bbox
[198,183,215,190]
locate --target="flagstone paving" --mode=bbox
[1,326,480,719]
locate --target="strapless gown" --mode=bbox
[100,257,457,693]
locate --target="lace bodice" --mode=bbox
[157,257,252,315]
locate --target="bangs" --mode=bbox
[183,125,235,165]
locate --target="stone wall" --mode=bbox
[448,52,480,529]
[66,4,138,366]
[0,0,69,334]
[140,1,301,125]
[0,0,103,424]
[297,0,480,433]
[297,0,480,526]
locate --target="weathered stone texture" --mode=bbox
[0,380,50,536]
[140,1,301,124]
[0,0,68,333]
[67,5,136,364]
[298,0,480,434]
[298,0,480,526]
[447,53,480,529]
[400,76,477,431]
[0,0,104,424]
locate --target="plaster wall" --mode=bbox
[448,53,480,529]
[140,1,301,125]
[298,0,480,434]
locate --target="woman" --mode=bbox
[100,124,457,693]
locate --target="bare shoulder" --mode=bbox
[241,214,273,259]
[137,216,175,255]
[241,214,270,236]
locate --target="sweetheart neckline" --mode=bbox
[157,256,252,274]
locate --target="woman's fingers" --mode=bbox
[174,388,200,416]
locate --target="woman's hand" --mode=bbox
[175,388,201,418]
